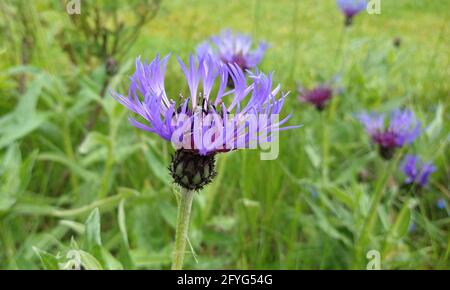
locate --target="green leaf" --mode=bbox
[207,215,236,232]
[118,199,130,249]
[79,250,103,270]
[392,202,411,239]
[19,149,39,193]
[143,143,171,185]
[159,201,177,229]
[59,220,85,234]
[100,247,124,270]
[130,247,172,268]
[426,103,443,139]
[12,190,137,217]
[33,247,60,270]
[0,144,21,212]
[0,114,47,150]
[37,152,97,181]
[0,74,49,149]
[323,186,355,209]
[115,143,142,163]
[304,145,321,168]
[84,208,102,251]
[305,197,352,247]
[78,132,111,155]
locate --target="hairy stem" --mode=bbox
[171,188,195,270]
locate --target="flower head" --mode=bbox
[197,30,267,72]
[298,85,334,111]
[401,155,436,188]
[113,53,298,189]
[336,0,367,26]
[436,198,447,210]
[358,109,421,159]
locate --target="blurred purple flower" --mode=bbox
[358,109,421,159]
[401,155,436,188]
[112,53,298,156]
[436,198,447,210]
[336,0,367,26]
[298,85,334,111]
[197,30,268,72]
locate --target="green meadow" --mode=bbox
[0,0,448,269]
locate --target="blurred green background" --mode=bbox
[0,0,449,269]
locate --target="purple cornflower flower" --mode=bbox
[401,155,436,188]
[197,30,267,81]
[358,109,421,159]
[298,85,334,111]
[336,0,367,26]
[113,53,298,190]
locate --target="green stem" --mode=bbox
[335,25,348,73]
[99,143,114,198]
[62,116,78,190]
[171,188,195,270]
[354,157,398,267]
[321,113,329,182]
